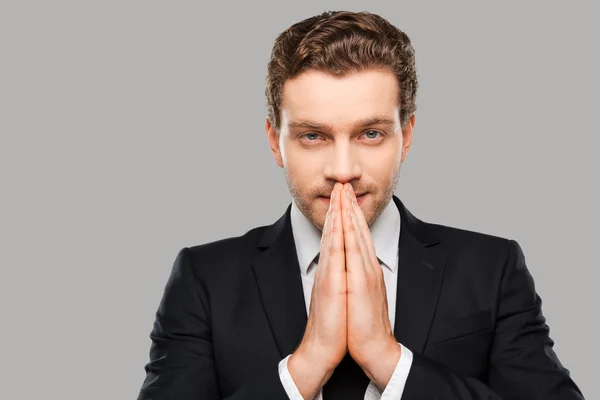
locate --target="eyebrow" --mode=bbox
[287,115,395,131]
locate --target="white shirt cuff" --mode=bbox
[278,354,323,400]
[364,342,413,399]
[279,344,412,400]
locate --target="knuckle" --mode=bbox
[328,243,339,255]
[345,244,359,254]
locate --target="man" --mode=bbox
[137,10,585,400]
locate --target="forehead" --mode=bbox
[280,69,400,129]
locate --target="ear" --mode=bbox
[265,117,284,168]
[400,114,415,163]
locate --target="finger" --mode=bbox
[321,186,335,247]
[347,185,379,272]
[327,183,344,272]
[341,184,368,281]
[319,183,340,270]
[316,186,336,281]
[346,184,372,271]
[319,200,332,252]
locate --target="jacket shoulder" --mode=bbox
[176,224,271,282]
[186,224,268,260]
[419,221,523,297]
[424,220,516,266]
[429,221,511,247]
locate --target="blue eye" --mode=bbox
[363,130,382,139]
[304,133,320,140]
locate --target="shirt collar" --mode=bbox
[290,197,401,276]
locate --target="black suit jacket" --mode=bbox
[137,196,584,399]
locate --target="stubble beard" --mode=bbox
[284,162,402,232]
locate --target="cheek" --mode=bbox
[285,160,322,197]
[284,147,323,181]
[361,148,399,181]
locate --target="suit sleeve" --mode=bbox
[137,247,291,400]
[400,239,585,400]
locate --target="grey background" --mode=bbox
[1,1,596,399]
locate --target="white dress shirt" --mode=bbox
[278,197,413,399]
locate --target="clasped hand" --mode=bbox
[299,182,401,391]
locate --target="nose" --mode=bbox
[323,139,362,184]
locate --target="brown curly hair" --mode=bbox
[265,10,418,132]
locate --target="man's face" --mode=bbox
[266,68,414,231]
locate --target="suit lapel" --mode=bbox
[251,204,308,359]
[392,195,447,354]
